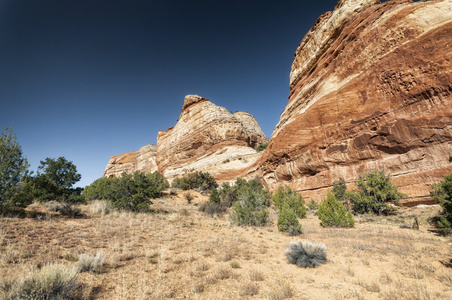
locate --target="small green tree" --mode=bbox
[318,192,354,227]
[273,185,306,218]
[0,127,30,212]
[431,173,452,235]
[347,170,403,215]
[230,181,270,226]
[278,205,302,235]
[209,187,220,204]
[332,177,346,201]
[25,157,82,202]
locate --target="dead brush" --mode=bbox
[239,281,259,296]
[267,278,294,300]
[88,200,111,215]
[78,252,106,273]
[249,269,265,281]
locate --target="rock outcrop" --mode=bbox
[157,95,269,179]
[104,95,268,181]
[259,0,452,205]
[104,144,158,178]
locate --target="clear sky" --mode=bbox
[1,0,339,188]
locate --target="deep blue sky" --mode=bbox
[1,0,339,187]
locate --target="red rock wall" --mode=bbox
[259,0,452,205]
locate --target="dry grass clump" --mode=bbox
[267,278,295,300]
[285,240,327,268]
[215,267,233,280]
[239,281,259,296]
[88,200,111,215]
[44,201,82,217]
[78,252,106,273]
[249,269,265,281]
[1,263,80,299]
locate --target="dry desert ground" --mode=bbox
[1,191,452,299]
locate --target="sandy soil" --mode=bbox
[1,191,451,299]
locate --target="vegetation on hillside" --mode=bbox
[431,173,452,236]
[171,171,218,192]
[256,143,268,152]
[1,127,84,214]
[83,171,169,212]
[201,177,270,221]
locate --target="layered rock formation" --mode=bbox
[104,144,157,178]
[157,95,269,179]
[104,95,268,180]
[259,0,452,205]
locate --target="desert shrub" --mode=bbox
[201,178,270,219]
[78,252,106,273]
[83,171,169,212]
[231,187,269,226]
[82,176,117,201]
[277,205,302,235]
[171,171,218,192]
[44,201,83,218]
[273,185,306,218]
[199,187,226,216]
[431,173,452,235]
[184,192,194,204]
[210,187,220,204]
[318,192,354,227]
[346,170,403,215]
[332,177,347,201]
[199,201,226,216]
[285,240,327,268]
[256,143,268,152]
[307,199,319,210]
[2,263,80,299]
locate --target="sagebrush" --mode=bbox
[1,263,80,299]
[285,240,327,268]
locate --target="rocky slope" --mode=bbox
[157,95,268,179]
[104,144,157,178]
[259,0,452,205]
[104,95,268,180]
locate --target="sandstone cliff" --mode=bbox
[104,144,157,178]
[104,95,268,180]
[157,95,269,179]
[260,0,452,205]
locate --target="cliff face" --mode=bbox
[104,144,157,178]
[260,0,452,205]
[104,95,268,180]
[156,95,269,179]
